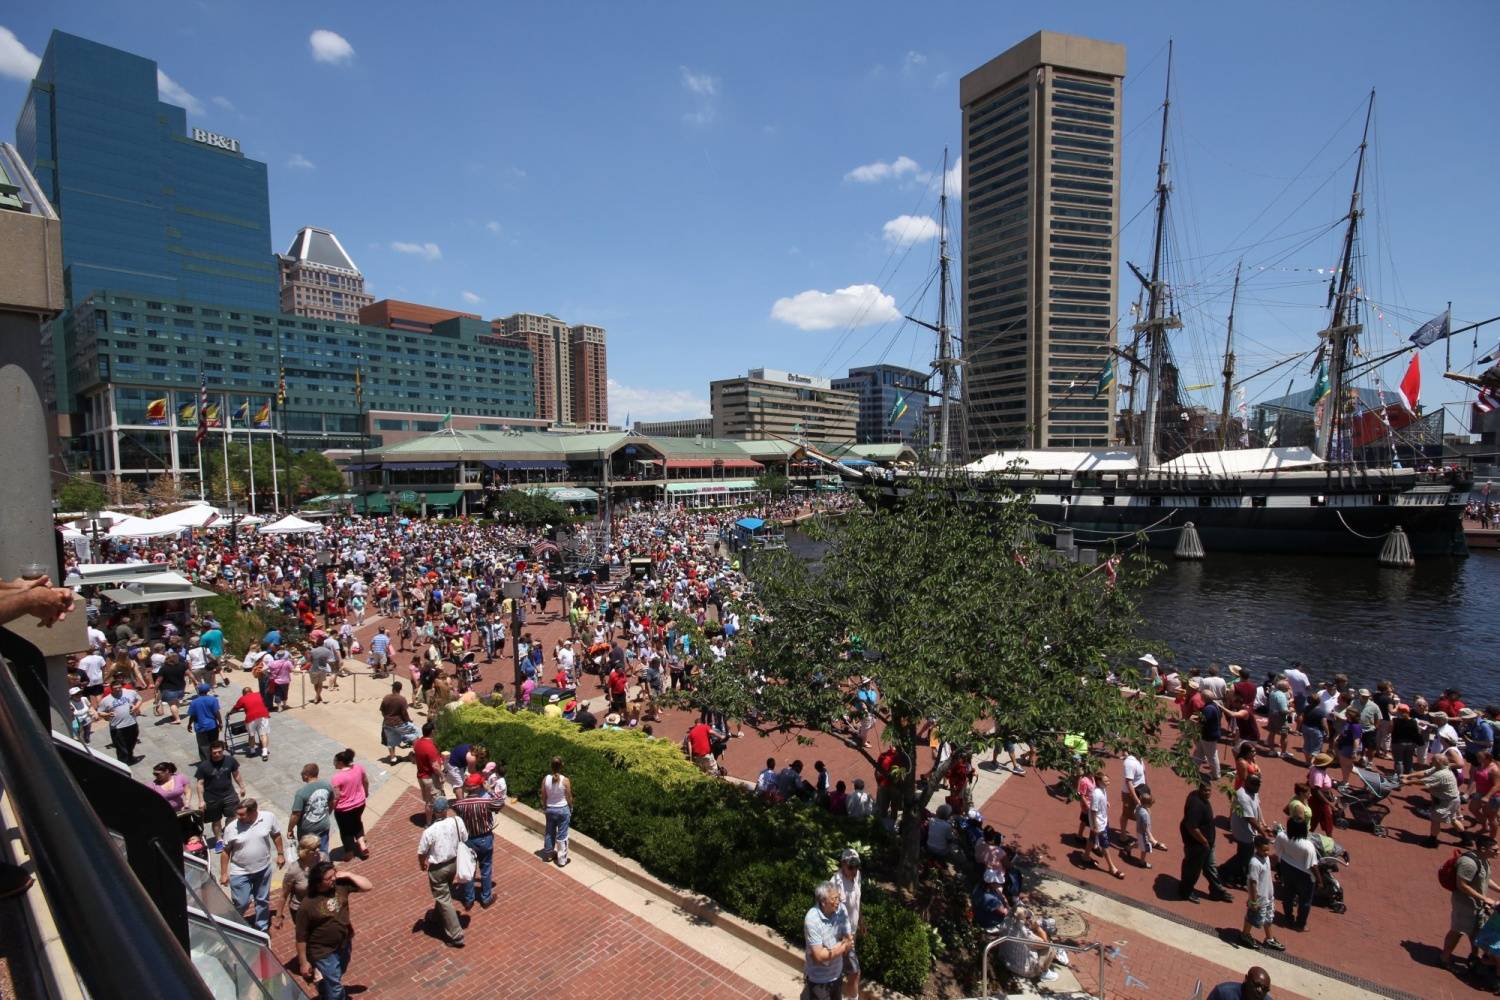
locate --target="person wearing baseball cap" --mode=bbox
[187,681,224,762]
[453,770,503,911]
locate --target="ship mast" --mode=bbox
[1135,41,1182,469]
[1315,91,1374,460]
[910,148,962,468]
[1217,260,1241,450]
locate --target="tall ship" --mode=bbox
[840,47,1471,558]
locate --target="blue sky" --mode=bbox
[2,2,1497,428]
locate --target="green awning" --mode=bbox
[665,479,757,494]
[360,493,390,512]
[422,490,463,508]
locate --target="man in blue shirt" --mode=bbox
[187,683,224,762]
[263,627,282,648]
[368,627,392,678]
[1206,966,1271,1000]
[802,881,852,999]
[971,869,1007,931]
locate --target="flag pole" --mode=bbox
[196,437,205,501]
[220,391,232,507]
[269,407,280,516]
[246,400,257,516]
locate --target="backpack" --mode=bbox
[1439,849,1477,892]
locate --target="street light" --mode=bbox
[84,508,113,563]
[502,579,525,705]
[226,498,239,548]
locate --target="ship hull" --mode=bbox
[862,471,1470,558]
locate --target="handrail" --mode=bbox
[0,648,213,1000]
[980,934,1104,1000]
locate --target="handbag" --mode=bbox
[453,818,477,884]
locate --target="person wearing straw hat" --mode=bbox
[1402,755,1466,848]
[1307,752,1338,837]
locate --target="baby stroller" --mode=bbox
[1334,765,1399,837]
[1311,832,1350,913]
[458,651,482,688]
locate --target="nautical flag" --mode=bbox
[1396,353,1421,413]
[234,400,250,426]
[145,397,168,425]
[195,370,209,444]
[1093,358,1115,399]
[439,410,453,430]
[1407,308,1452,349]
[888,391,909,425]
[204,402,222,428]
[253,402,272,428]
[276,366,287,409]
[1310,362,1330,404]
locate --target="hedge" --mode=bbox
[438,703,932,993]
[199,593,302,659]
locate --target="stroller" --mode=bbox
[1311,832,1350,913]
[1333,765,1399,837]
[458,651,482,688]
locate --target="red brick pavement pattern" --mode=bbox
[1066,912,1310,1000]
[978,741,1491,1000]
[269,788,772,1000]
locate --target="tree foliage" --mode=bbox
[199,441,345,509]
[685,475,1183,883]
[754,471,791,498]
[56,479,108,514]
[485,489,574,526]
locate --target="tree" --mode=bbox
[684,476,1182,886]
[754,471,791,498]
[56,479,108,514]
[485,489,572,526]
[144,474,186,514]
[288,450,345,501]
[105,475,144,509]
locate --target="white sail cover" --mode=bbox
[1156,447,1323,475]
[965,450,1139,474]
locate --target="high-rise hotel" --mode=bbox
[959,32,1124,455]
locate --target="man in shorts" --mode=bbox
[412,721,446,824]
[196,741,247,852]
[368,627,391,679]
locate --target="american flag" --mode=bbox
[1478,389,1499,414]
[195,369,209,444]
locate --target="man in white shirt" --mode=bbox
[1284,664,1311,713]
[1119,753,1147,840]
[220,799,284,932]
[416,798,468,947]
[77,651,107,705]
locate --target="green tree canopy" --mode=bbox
[486,489,574,526]
[56,479,108,514]
[684,476,1181,883]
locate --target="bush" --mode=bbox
[200,593,302,657]
[438,704,932,988]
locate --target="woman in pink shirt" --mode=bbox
[267,650,293,712]
[330,748,370,860]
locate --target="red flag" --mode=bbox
[1396,353,1420,413]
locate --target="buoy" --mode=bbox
[1174,521,1205,560]
[1378,525,1415,568]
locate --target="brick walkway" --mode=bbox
[979,741,1492,999]
[267,788,772,1000]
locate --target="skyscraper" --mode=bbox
[831,364,927,444]
[959,31,1124,455]
[497,312,608,428]
[278,226,373,323]
[569,324,608,430]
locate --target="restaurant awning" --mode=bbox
[360,493,390,512]
[383,462,457,472]
[484,459,568,471]
[665,479,757,494]
[422,490,463,508]
[342,462,380,472]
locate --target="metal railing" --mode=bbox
[980,934,1105,1000]
[0,647,212,1000]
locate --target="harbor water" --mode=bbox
[786,528,1500,704]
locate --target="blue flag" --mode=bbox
[1408,308,1451,349]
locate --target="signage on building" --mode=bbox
[398,490,418,503]
[749,367,832,390]
[190,127,241,154]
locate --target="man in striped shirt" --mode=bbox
[453,773,504,910]
[368,627,392,678]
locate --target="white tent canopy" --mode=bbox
[1157,447,1323,476]
[107,515,181,538]
[258,514,323,535]
[148,503,223,529]
[965,449,1140,475]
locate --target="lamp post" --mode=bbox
[502,579,525,705]
[84,509,113,563]
[227,498,239,548]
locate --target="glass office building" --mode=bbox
[15,30,276,414]
[64,290,535,479]
[831,364,927,445]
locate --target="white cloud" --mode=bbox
[882,214,942,246]
[157,69,204,116]
[680,65,719,125]
[771,283,900,331]
[460,290,482,305]
[943,156,962,199]
[903,51,927,74]
[607,378,710,424]
[484,220,502,235]
[211,95,236,112]
[309,29,355,65]
[286,153,316,170]
[845,155,922,184]
[389,241,441,261]
[0,27,40,82]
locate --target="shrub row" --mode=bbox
[438,703,932,993]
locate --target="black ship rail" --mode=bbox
[0,647,213,1000]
